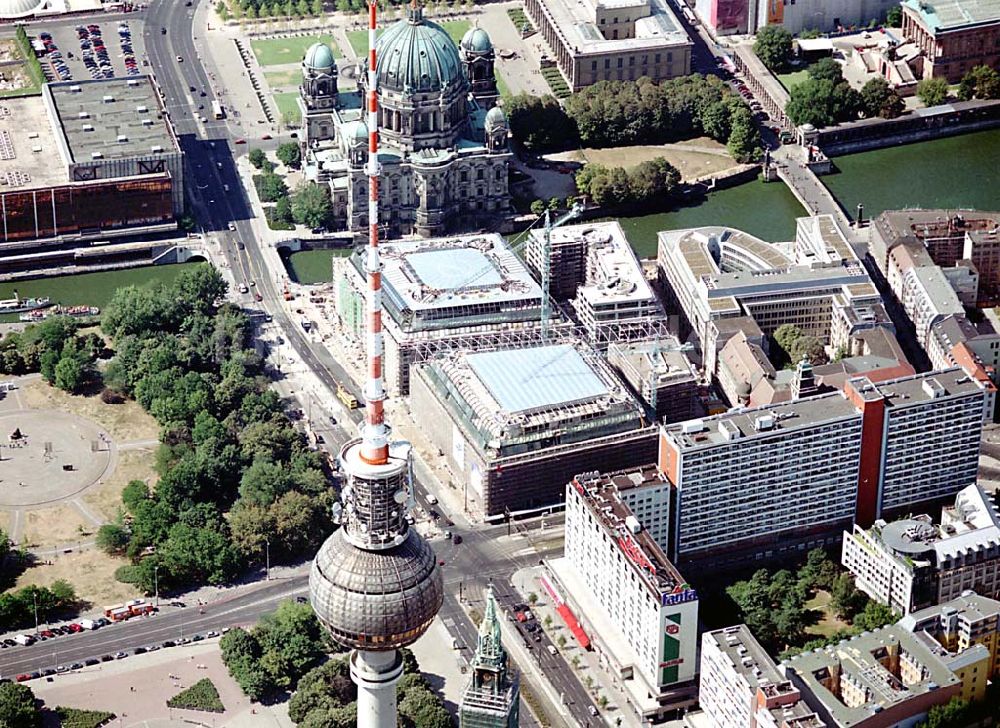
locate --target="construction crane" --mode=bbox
[541,204,583,341]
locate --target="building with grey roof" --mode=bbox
[843,485,1000,616]
[524,0,692,92]
[334,233,553,395]
[44,76,183,215]
[901,0,1000,82]
[409,340,655,516]
[659,369,985,568]
[606,338,700,423]
[781,625,961,727]
[700,625,825,728]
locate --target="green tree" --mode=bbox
[918,697,971,728]
[175,264,228,315]
[808,57,844,84]
[228,500,274,558]
[506,93,575,151]
[529,199,546,216]
[274,195,293,223]
[309,0,322,13]
[853,600,896,631]
[271,490,329,556]
[255,173,288,203]
[248,148,267,169]
[276,142,302,169]
[727,104,761,162]
[528,592,538,605]
[239,459,294,507]
[916,77,949,107]
[254,600,325,688]
[860,77,903,118]
[753,25,793,72]
[291,183,332,229]
[774,323,803,353]
[158,521,240,586]
[0,682,40,728]
[886,5,902,26]
[830,573,868,620]
[958,65,1000,100]
[96,523,130,555]
[789,335,827,365]
[398,686,452,728]
[54,341,91,393]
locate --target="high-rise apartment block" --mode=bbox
[659,369,985,567]
[843,485,1000,615]
[700,625,825,728]
[551,465,698,720]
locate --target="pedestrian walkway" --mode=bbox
[771,145,861,244]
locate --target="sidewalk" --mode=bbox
[511,565,643,728]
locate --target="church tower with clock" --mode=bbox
[460,587,520,728]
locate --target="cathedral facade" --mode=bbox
[297,7,511,238]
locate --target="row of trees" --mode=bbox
[0,316,103,392]
[289,648,451,728]
[785,58,904,127]
[224,0,323,20]
[507,73,761,162]
[725,548,895,654]
[574,158,681,207]
[220,600,326,700]
[91,265,332,593]
[0,581,77,632]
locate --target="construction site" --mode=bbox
[408,341,658,518]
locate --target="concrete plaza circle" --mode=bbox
[0,409,114,508]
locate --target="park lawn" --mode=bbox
[285,249,352,285]
[550,141,738,182]
[15,548,141,609]
[346,19,470,58]
[778,67,810,91]
[272,91,302,125]
[19,377,160,443]
[495,70,511,100]
[250,34,339,68]
[23,504,93,549]
[83,448,158,522]
[804,589,852,638]
[264,68,303,90]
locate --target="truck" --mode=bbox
[79,619,98,630]
[13,634,34,646]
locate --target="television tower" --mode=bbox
[309,1,443,725]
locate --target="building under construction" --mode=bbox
[409,340,657,517]
[525,221,668,347]
[335,233,564,394]
[606,339,700,423]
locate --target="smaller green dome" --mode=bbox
[304,42,336,71]
[485,105,507,130]
[342,120,369,147]
[461,27,492,53]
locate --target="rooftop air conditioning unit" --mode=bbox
[753,414,775,432]
[681,419,706,434]
[625,515,641,534]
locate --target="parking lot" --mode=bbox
[34,19,147,84]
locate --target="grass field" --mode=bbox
[804,590,851,638]
[23,505,93,550]
[83,449,158,523]
[16,548,141,608]
[284,249,352,284]
[264,68,302,90]
[0,264,196,323]
[250,34,339,68]
[346,20,470,58]
[778,67,811,91]
[272,91,302,125]
[495,71,511,100]
[552,139,737,181]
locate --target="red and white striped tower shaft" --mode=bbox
[361,0,388,466]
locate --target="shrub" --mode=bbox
[54,707,116,728]
[167,678,225,712]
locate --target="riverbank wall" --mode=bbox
[0,240,209,281]
[817,98,1000,155]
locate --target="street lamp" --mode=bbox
[32,593,38,637]
[265,540,270,581]
[154,565,159,608]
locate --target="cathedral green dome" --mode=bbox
[377,7,466,94]
[461,27,492,54]
[485,105,507,131]
[304,42,336,72]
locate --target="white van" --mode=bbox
[546,645,557,656]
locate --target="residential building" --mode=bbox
[659,369,985,567]
[526,221,668,347]
[334,233,549,395]
[553,465,698,720]
[900,0,1000,83]
[409,341,655,516]
[298,11,511,239]
[782,626,962,727]
[523,0,692,92]
[898,593,1000,686]
[700,625,825,728]
[843,485,1000,615]
[459,587,519,728]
